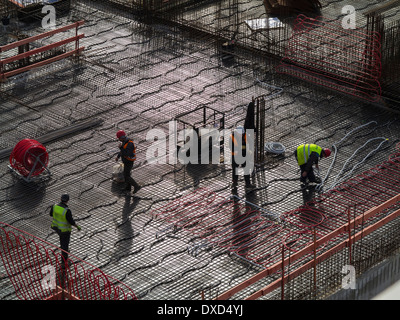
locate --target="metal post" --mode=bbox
[281,244,285,300]
[347,208,352,265]
[313,228,317,299]
[0,60,3,82]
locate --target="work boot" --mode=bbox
[245,184,256,191]
[314,177,322,184]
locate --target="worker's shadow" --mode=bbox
[185,162,221,187]
[230,188,258,261]
[111,195,140,262]
[245,189,258,208]
[110,181,126,197]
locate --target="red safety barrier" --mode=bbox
[150,143,400,297]
[277,15,382,102]
[215,143,400,299]
[0,20,84,81]
[0,222,137,300]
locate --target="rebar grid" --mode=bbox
[266,214,400,300]
[277,15,382,102]
[148,145,400,299]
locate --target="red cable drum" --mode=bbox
[9,139,49,177]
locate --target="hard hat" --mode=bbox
[235,126,245,135]
[116,130,126,139]
[324,148,331,157]
[61,194,70,202]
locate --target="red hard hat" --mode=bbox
[116,130,126,139]
[324,148,331,157]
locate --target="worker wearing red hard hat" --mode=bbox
[115,130,141,194]
[295,144,331,185]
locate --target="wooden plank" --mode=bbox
[7,0,24,8]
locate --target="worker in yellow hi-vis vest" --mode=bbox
[295,144,331,185]
[50,194,81,266]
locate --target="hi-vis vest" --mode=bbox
[51,205,71,233]
[296,144,322,166]
[122,140,136,161]
[231,134,247,156]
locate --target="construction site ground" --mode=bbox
[0,0,400,300]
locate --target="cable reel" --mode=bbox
[8,139,51,182]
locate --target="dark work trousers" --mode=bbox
[300,164,317,184]
[232,156,250,186]
[58,231,71,264]
[123,160,140,191]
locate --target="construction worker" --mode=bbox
[115,130,141,194]
[295,143,331,185]
[50,194,81,265]
[230,126,255,191]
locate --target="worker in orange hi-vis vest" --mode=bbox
[229,126,256,192]
[115,130,141,195]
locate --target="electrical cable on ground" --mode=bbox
[255,78,284,99]
[265,142,286,154]
[316,121,389,193]
[324,137,389,191]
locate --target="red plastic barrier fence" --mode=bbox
[0,21,84,81]
[150,143,400,271]
[215,143,400,299]
[0,223,137,300]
